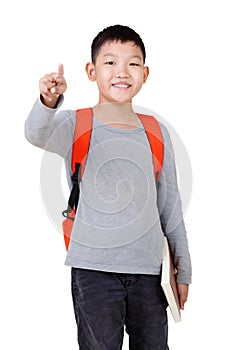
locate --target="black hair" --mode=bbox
[91,24,146,64]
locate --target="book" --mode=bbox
[161,236,181,322]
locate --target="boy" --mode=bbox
[25,25,191,349]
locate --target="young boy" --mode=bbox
[25,25,191,349]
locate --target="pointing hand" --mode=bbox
[39,64,67,108]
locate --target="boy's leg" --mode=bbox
[71,268,126,350]
[125,274,169,350]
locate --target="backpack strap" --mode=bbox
[137,114,164,181]
[62,108,93,218]
[72,108,93,177]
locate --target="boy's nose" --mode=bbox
[115,65,130,78]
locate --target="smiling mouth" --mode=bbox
[112,83,131,89]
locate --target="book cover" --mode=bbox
[161,236,181,322]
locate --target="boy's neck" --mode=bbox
[93,102,140,130]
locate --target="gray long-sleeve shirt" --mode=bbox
[25,97,192,284]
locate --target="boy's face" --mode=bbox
[86,40,149,104]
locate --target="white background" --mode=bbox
[1,0,233,349]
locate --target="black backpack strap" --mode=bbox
[62,163,81,220]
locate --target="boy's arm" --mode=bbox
[25,97,73,155]
[157,124,192,307]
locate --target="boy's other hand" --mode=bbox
[177,283,189,310]
[39,64,67,108]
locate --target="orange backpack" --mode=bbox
[62,108,164,250]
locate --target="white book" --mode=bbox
[161,236,181,322]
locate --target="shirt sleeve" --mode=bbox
[24,96,76,158]
[157,123,192,284]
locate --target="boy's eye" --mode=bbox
[129,63,140,67]
[105,61,115,65]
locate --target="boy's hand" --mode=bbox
[39,64,67,108]
[177,283,189,310]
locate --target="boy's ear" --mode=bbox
[143,66,149,83]
[86,62,96,81]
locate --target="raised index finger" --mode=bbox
[58,63,64,76]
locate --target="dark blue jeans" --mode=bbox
[71,268,169,350]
